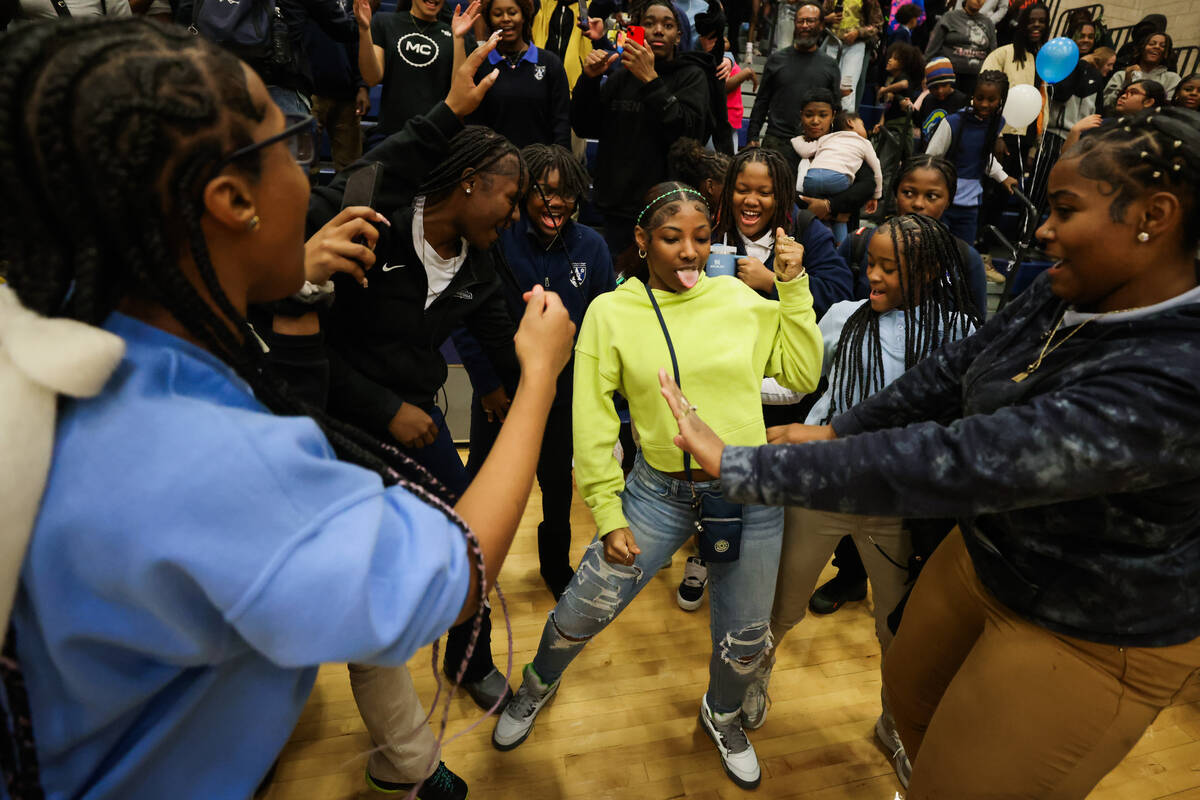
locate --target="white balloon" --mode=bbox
[1004,84,1043,129]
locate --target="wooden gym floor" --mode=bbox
[263,477,1200,799]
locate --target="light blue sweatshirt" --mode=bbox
[10,313,470,799]
[806,299,976,424]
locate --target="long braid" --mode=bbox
[822,214,979,422]
[0,20,492,796]
[712,148,794,242]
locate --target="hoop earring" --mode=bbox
[638,248,647,259]
[247,215,260,231]
[1137,231,1150,242]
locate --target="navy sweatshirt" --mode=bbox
[721,273,1200,647]
[452,215,615,405]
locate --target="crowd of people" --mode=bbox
[1,0,1198,799]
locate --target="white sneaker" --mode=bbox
[676,556,708,611]
[699,695,761,789]
[740,658,773,730]
[492,664,558,751]
[875,714,912,788]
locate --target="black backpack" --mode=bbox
[188,0,292,78]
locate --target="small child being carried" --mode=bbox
[790,90,883,243]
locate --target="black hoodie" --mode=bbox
[571,54,711,219]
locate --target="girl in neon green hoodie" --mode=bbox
[492,182,823,788]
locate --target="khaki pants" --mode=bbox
[884,529,1200,798]
[771,507,911,652]
[347,664,440,783]
[312,95,363,172]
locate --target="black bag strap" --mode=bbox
[49,0,70,17]
[642,281,692,480]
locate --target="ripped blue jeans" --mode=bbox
[530,454,785,713]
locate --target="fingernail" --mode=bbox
[375,213,391,226]
[361,278,369,287]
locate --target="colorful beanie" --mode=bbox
[925,57,956,87]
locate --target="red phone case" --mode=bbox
[628,25,645,45]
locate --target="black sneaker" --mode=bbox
[446,666,513,712]
[365,761,468,799]
[676,556,708,611]
[808,574,867,615]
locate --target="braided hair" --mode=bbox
[417,124,527,206]
[822,214,980,423]
[619,181,711,280]
[892,154,959,203]
[712,148,794,243]
[970,70,1009,174]
[1067,106,1200,251]
[521,143,590,210]
[668,137,731,198]
[1011,2,1048,67]
[0,19,489,795]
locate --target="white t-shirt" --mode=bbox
[411,197,468,310]
[17,0,131,22]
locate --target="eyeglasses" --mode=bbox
[533,183,578,205]
[214,113,317,172]
[1120,87,1146,98]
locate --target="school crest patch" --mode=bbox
[534,64,546,81]
[569,262,587,288]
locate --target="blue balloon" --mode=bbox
[1036,37,1080,84]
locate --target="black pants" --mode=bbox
[397,407,497,683]
[466,394,577,585]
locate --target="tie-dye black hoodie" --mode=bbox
[721,273,1200,647]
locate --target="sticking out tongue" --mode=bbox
[677,268,700,289]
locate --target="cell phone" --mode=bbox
[341,162,383,249]
[627,24,645,45]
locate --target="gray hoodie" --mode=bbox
[925,9,997,78]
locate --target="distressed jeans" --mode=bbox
[530,454,785,714]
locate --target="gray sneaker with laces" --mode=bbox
[699,694,761,789]
[492,664,558,751]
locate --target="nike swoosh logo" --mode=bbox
[380,263,405,272]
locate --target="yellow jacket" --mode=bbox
[531,0,594,91]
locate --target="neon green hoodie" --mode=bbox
[572,272,823,535]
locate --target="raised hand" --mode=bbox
[353,0,372,30]
[445,30,502,118]
[451,0,480,38]
[515,285,576,381]
[583,48,619,78]
[773,226,806,282]
[620,38,658,83]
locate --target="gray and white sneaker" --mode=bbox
[740,659,774,730]
[875,714,912,788]
[699,695,761,789]
[492,664,558,751]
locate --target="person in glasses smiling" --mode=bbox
[452,143,615,601]
[0,18,577,800]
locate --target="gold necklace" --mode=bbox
[1010,306,1140,382]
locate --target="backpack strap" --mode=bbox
[49,0,70,17]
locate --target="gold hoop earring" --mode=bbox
[638,248,647,258]
[247,215,260,231]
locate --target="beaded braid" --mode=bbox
[1069,107,1200,249]
[712,148,794,242]
[822,214,980,423]
[0,19,494,796]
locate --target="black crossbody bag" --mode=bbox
[643,283,744,562]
